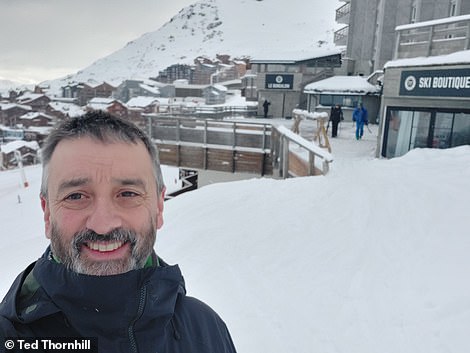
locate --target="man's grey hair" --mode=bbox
[40,111,165,199]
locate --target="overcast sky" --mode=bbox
[0,0,195,84]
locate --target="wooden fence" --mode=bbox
[272,125,333,177]
[148,116,272,175]
[147,115,333,178]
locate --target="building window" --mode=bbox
[319,94,360,108]
[410,5,417,23]
[382,107,470,157]
[449,0,459,16]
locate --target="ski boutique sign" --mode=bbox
[400,68,470,97]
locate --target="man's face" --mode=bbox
[40,137,164,276]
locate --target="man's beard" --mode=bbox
[49,222,156,276]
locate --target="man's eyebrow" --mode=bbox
[114,178,147,189]
[57,177,90,194]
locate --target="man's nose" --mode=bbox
[86,197,123,235]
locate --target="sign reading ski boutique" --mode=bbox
[400,68,470,97]
[266,74,294,90]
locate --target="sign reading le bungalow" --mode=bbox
[266,74,294,89]
[400,68,470,97]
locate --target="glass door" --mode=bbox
[432,112,454,148]
[409,111,432,149]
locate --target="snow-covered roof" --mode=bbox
[0,103,32,111]
[87,97,120,110]
[17,93,44,102]
[384,50,470,69]
[126,96,160,108]
[139,83,160,95]
[251,49,342,64]
[88,97,116,104]
[19,112,53,120]
[25,126,53,134]
[0,140,40,153]
[396,13,470,31]
[48,101,85,117]
[304,76,381,95]
[0,125,22,132]
[211,84,228,92]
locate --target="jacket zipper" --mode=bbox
[128,284,148,353]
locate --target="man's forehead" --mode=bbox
[48,137,154,179]
[51,136,148,158]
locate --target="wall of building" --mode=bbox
[345,0,470,75]
[347,0,378,75]
[256,72,304,118]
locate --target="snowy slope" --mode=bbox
[43,0,341,94]
[1,123,469,353]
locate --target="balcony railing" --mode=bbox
[335,2,351,24]
[334,26,349,46]
[394,14,470,59]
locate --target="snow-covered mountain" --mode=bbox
[0,80,34,96]
[43,0,341,95]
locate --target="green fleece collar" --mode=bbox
[50,251,159,268]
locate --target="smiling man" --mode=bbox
[0,111,237,353]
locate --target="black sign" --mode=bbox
[400,68,470,97]
[265,74,294,90]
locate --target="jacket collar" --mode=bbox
[1,247,186,339]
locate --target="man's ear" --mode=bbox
[156,187,166,230]
[40,194,51,239]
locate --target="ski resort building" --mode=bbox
[335,0,470,77]
[334,0,470,157]
[250,52,342,118]
[304,75,381,122]
[379,52,470,158]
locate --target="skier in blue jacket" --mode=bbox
[0,112,237,353]
[352,103,369,140]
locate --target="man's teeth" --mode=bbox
[87,241,124,252]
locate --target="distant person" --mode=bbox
[329,104,344,137]
[352,102,368,140]
[263,99,271,118]
[0,111,237,353]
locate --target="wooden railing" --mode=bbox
[147,115,333,178]
[272,125,333,178]
[155,104,258,119]
[147,116,273,175]
[147,116,271,149]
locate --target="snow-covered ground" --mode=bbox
[1,122,469,353]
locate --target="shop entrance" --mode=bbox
[382,107,470,157]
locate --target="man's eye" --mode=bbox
[120,191,139,197]
[62,193,89,209]
[117,191,144,208]
[65,193,83,200]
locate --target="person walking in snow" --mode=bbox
[0,111,237,353]
[352,102,368,140]
[329,104,343,138]
[263,99,271,118]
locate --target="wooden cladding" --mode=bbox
[157,142,271,175]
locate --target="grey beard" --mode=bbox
[50,223,156,276]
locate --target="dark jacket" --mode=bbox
[329,106,343,123]
[0,248,236,353]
